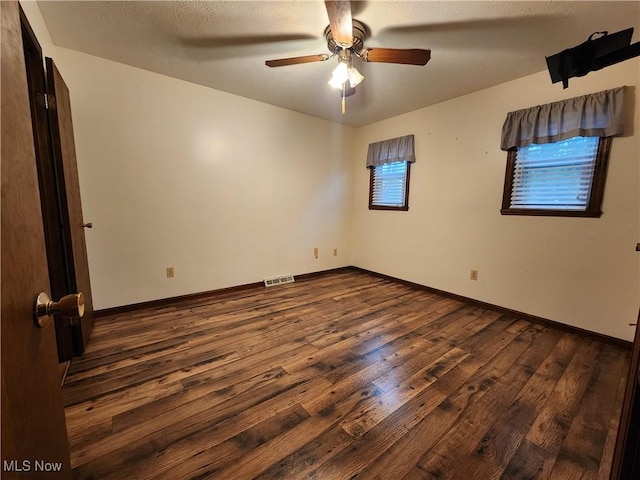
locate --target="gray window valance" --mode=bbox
[500,86,626,151]
[366,134,415,167]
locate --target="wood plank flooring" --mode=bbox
[63,270,630,479]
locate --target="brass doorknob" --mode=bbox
[34,292,85,327]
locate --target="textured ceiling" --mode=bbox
[37,1,640,127]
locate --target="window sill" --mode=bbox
[369,205,409,211]
[500,208,602,218]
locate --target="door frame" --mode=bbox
[19,5,75,365]
[18,5,94,365]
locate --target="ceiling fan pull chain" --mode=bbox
[342,83,346,115]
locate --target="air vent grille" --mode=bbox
[264,274,295,287]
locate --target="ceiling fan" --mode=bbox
[265,1,431,113]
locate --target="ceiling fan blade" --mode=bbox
[360,48,431,65]
[325,1,353,48]
[265,54,331,67]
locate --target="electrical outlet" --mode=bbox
[333,248,338,256]
[314,247,318,259]
[166,267,175,278]
[470,269,478,281]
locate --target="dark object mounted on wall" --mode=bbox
[546,27,640,88]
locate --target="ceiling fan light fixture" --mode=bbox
[329,61,349,88]
[347,65,364,87]
[328,52,364,89]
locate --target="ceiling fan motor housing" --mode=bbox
[325,19,368,54]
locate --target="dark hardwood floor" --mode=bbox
[63,270,630,479]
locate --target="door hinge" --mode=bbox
[41,93,56,110]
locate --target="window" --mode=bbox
[366,134,415,211]
[499,87,625,217]
[501,136,611,217]
[369,161,411,210]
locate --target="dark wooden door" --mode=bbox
[611,311,640,479]
[1,0,71,477]
[20,4,75,368]
[45,57,95,354]
[19,8,94,363]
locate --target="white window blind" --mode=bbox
[371,161,408,207]
[509,136,600,210]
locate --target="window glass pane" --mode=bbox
[372,161,408,207]
[510,136,599,210]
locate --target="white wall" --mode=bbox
[22,0,354,310]
[351,60,640,341]
[52,47,355,309]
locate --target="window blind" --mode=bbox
[371,161,408,207]
[509,136,600,210]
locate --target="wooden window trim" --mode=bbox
[500,137,611,218]
[368,162,411,211]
